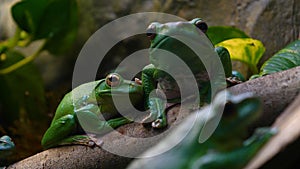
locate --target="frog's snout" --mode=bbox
[146,24,156,40]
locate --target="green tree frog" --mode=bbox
[41,73,144,149]
[0,135,15,161]
[141,18,232,128]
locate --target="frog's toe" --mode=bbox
[134,78,142,85]
[87,134,103,147]
[152,119,166,128]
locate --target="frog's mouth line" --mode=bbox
[98,91,143,96]
[150,35,171,50]
[95,80,142,95]
[150,34,198,53]
[98,83,144,96]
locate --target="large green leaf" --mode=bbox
[0,50,47,125]
[207,26,249,45]
[11,0,48,36]
[259,40,300,76]
[216,38,265,74]
[11,0,78,54]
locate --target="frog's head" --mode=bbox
[94,73,144,113]
[146,18,210,73]
[146,18,208,45]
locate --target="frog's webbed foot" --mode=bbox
[152,119,167,128]
[142,111,167,129]
[142,117,167,129]
[226,77,243,87]
[87,134,103,147]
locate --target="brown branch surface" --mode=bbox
[229,66,300,127]
[244,93,300,169]
[8,66,300,169]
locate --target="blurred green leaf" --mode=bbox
[0,50,46,125]
[11,0,78,54]
[259,40,300,76]
[207,26,249,45]
[11,0,48,37]
[216,38,265,74]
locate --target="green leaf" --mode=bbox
[11,0,78,54]
[259,40,300,76]
[207,26,249,45]
[0,50,47,125]
[11,0,47,36]
[216,38,265,74]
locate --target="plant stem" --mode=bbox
[8,27,22,48]
[249,64,258,75]
[0,42,45,75]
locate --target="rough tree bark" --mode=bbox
[245,92,300,169]
[8,66,300,169]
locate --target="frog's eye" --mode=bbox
[106,73,121,87]
[195,20,208,33]
[146,25,156,40]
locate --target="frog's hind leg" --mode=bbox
[41,114,90,149]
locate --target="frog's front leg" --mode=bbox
[75,109,132,134]
[141,64,167,128]
[215,46,232,78]
[41,114,88,149]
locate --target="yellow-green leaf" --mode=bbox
[216,38,265,74]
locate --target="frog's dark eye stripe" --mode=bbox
[106,73,121,87]
[194,20,208,33]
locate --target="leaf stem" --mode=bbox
[8,27,22,48]
[249,64,258,75]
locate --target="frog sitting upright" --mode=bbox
[141,18,232,128]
